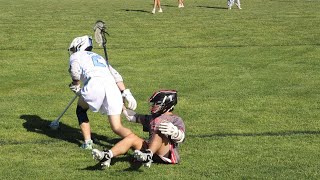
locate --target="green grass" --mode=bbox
[1,0,320,179]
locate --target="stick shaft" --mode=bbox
[101,31,109,65]
[54,94,78,122]
[103,44,109,62]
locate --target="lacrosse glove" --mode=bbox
[69,83,81,96]
[122,89,137,110]
[122,108,137,122]
[159,122,185,143]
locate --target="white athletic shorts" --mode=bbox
[80,77,123,115]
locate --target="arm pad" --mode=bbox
[109,65,123,83]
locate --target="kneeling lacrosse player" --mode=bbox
[92,90,185,168]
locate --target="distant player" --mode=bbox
[68,35,137,149]
[227,0,242,9]
[92,90,186,168]
[152,0,163,14]
[178,0,184,8]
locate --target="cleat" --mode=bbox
[133,149,153,168]
[152,9,156,14]
[80,140,93,150]
[158,8,163,13]
[92,149,105,161]
[92,149,111,168]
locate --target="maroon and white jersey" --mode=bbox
[137,113,185,164]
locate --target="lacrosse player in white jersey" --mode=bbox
[67,35,137,150]
[227,0,242,9]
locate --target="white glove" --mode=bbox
[122,89,137,110]
[69,83,81,95]
[159,122,179,137]
[159,122,185,143]
[122,108,137,122]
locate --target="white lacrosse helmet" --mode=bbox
[68,35,93,55]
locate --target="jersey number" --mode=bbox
[91,55,106,67]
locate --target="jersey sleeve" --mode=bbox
[69,55,81,81]
[137,114,153,132]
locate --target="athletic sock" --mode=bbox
[85,139,92,144]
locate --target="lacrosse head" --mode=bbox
[49,120,59,130]
[149,90,177,116]
[93,20,107,47]
[68,35,93,55]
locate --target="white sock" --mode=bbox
[85,139,92,144]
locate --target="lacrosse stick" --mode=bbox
[93,20,110,64]
[93,20,137,110]
[49,94,78,130]
[49,78,91,130]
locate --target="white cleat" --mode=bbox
[92,149,104,161]
[152,9,156,14]
[92,149,111,168]
[133,149,153,168]
[158,8,163,13]
[100,159,111,168]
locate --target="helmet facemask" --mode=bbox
[149,90,177,116]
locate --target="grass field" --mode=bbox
[1,0,320,179]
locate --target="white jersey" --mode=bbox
[69,51,123,115]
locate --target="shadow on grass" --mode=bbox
[20,115,143,171]
[189,130,320,138]
[82,154,144,172]
[19,114,121,148]
[161,4,177,8]
[196,5,227,9]
[122,9,150,13]
[121,3,176,14]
